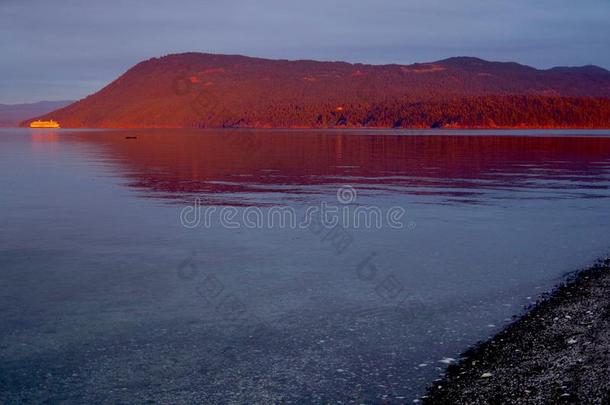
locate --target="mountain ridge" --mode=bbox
[1,100,73,127]
[23,53,610,128]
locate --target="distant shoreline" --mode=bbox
[423,257,610,403]
[11,125,610,130]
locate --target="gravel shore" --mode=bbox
[424,258,610,404]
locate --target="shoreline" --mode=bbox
[10,126,610,132]
[423,257,610,404]
[15,123,610,130]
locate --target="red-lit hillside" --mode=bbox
[24,53,610,128]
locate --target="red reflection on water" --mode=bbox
[31,131,60,142]
[66,130,610,204]
[30,130,61,156]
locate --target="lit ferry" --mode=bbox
[29,120,60,128]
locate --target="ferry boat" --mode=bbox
[29,120,60,128]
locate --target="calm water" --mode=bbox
[2,128,610,403]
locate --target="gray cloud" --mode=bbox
[1,0,609,103]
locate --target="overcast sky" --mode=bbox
[1,0,609,103]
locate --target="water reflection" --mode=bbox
[3,128,610,402]
[64,129,610,205]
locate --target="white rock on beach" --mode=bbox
[481,372,493,378]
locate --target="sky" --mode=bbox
[1,0,609,103]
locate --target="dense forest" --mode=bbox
[183,94,610,128]
[25,53,610,128]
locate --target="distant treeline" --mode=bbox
[184,95,610,129]
[27,53,610,128]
